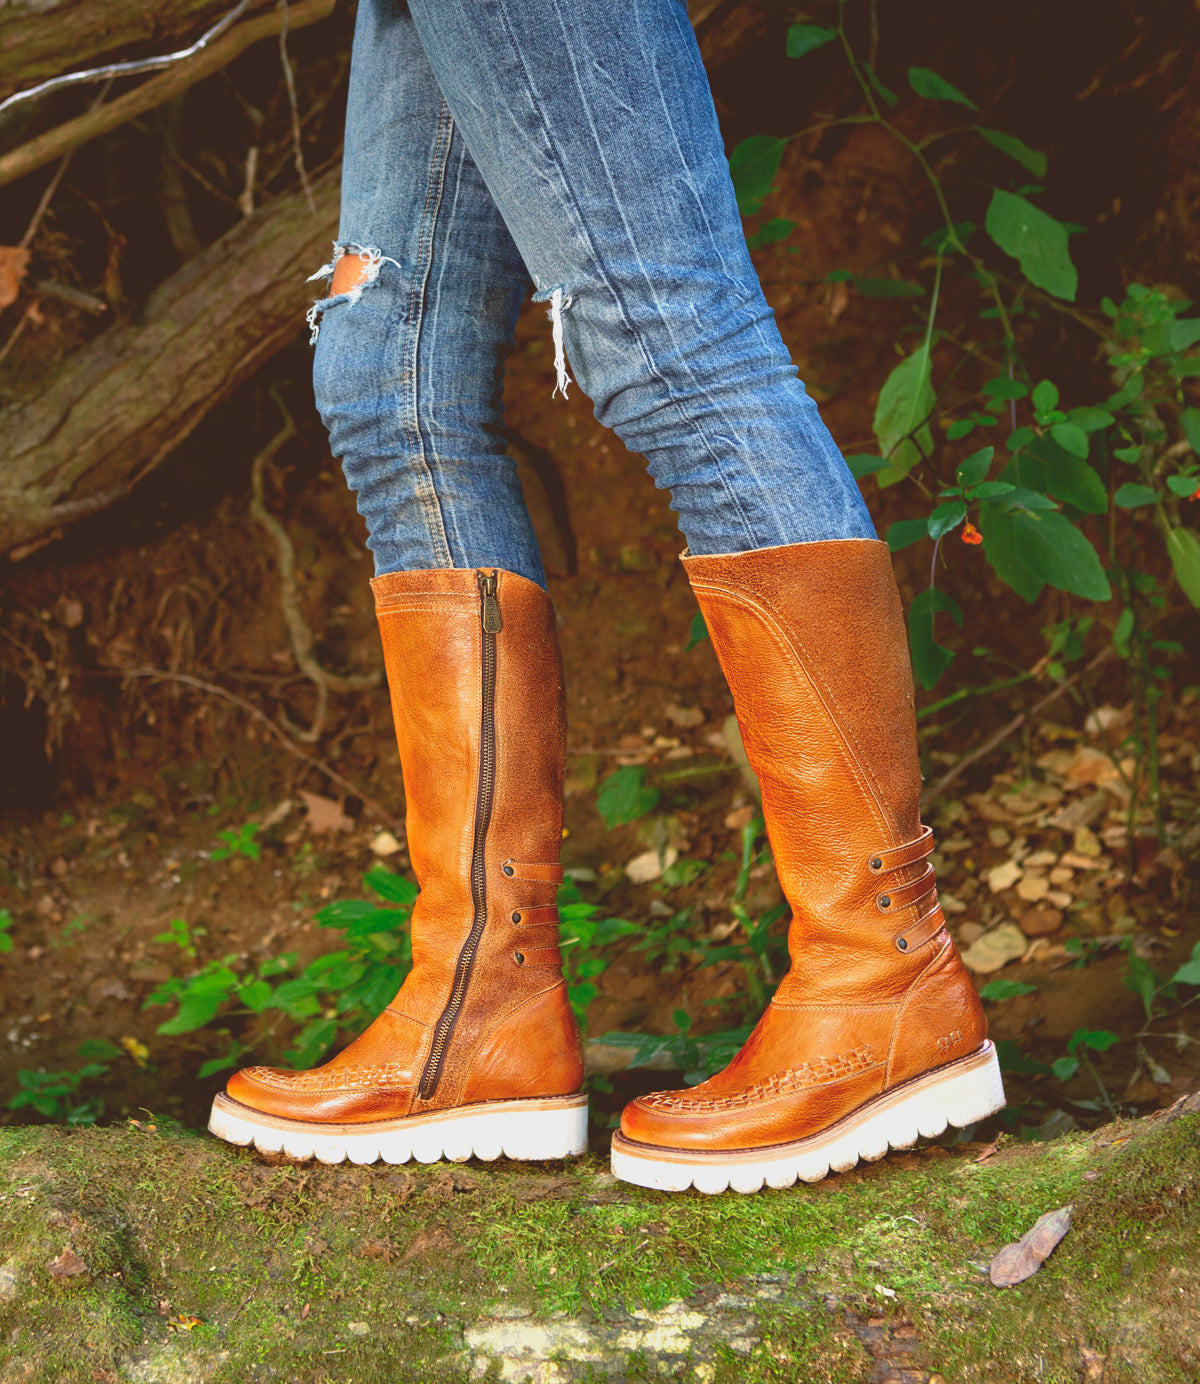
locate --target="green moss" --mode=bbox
[0,1112,1196,1382]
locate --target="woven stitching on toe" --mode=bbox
[638,1045,879,1113]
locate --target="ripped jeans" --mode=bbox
[310,0,875,587]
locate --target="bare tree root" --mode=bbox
[111,667,393,823]
[248,395,382,745]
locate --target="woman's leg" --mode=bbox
[404,0,875,553]
[309,0,546,585]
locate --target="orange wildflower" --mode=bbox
[961,521,983,545]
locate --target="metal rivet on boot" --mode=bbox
[514,951,525,965]
[878,894,891,909]
[512,911,522,924]
[896,936,908,951]
[503,864,515,876]
[869,856,883,871]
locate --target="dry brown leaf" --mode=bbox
[987,859,1023,894]
[989,1204,1073,1287]
[0,246,30,310]
[961,922,1027,975]
[299,790,352,834]
[45,1248,88,1279]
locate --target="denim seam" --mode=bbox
[401,98,457,570]
[489,0,759,553]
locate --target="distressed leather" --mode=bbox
[620,539,986,1153]
[225,568,584,1125]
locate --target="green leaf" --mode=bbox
[685,610,708,652]
[1140,318,1200,357]
[846,454,888,480]
[1113,483,1158,509]
[980,499,1109,604]
[285,1017,339,1070]
[1051,1056,1080,1082]
[1031,379,1059,415]
[853,276,924,299]
[908,587,963,690]
[1022,437,1107,514]
[1124,953,1160,1020]
[1166,527,1200,606]
[957,446,995,487]
[985,190,1078,301]
[1051,422,1089,459]
[886,518,930,553]
[971,481,1016,500]
[908,66,977,109]
[1068,406,1115,433]
[864,64,898,108]
[995,1040,1052,1076]
[981,376,1029,403]
[927,500,968,540]
[946,419,975,441]
[157,992,222,1036]
[364,868,418,905]
[786,23,837,58]
[197,1054,241,1080]
[975,127,1047,177]
[596,766,660,829]
[1181,408,1200,452]
[237,980,274,1012]
[1167,475,1200,498]
[745,217,795,250]
[873,344,935,481]
[1068,1028,1121,1055]
[1169,943,1200,987]
[76,1038,122,1062]
[729,135,788,216]
[979,979,1038,1002]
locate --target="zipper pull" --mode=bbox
[478,571,503,634]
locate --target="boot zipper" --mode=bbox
[417,571,501,1100]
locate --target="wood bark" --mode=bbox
[0,170,338,561]
[0,1,274,103]
[0,0,337,190]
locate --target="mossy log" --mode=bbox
[0,1096,1196,1383]
[0,170,338,562]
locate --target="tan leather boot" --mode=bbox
[209,568,587,1165]
[612,539,1004,1193]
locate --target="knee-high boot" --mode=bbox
[612,539,1004,1193]
[210,568,587,1165]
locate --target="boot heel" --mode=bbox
[209,1092,589,1167]
[611,1042,1005,1195]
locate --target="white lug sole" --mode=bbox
[610,1040,1005,1195]
[208,1091,589,1166]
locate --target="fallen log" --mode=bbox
[0,0,272,104]
[0,169,338,561]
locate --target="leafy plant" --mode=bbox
[596,766,660,828]
[593,1012,753,1088]
[153,917,207,959]
[0,909,12,955]
[5,1040,121,1125]
[211,821,261,862]
[729,6,1200,847]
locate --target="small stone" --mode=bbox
[987,826,1012,847]
[987,859,1023,894]
[1049,866,1074,885]
[370,830,403,858]
[0,1262,17,1301]
[347,1321,370,1336]
[1024,849,1058,868]
[45,1249,88,1279]
[1019,906,1063,938]
[665,703,705,729]
[625,848,677,885]
[1046,890,1073,909]
[1015,872,1050,902]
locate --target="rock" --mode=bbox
[347,1321,370,1336]
[1018,906,1063,938]
[961,923,1027,974]
[664,703,705,729]
[370,830,403,857]
[0,1262,17,1301]
[625,848,677,884]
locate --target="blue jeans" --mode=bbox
[310,0,875,587]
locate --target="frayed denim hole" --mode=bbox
[531,284,575,400]
[305,242,401,344]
